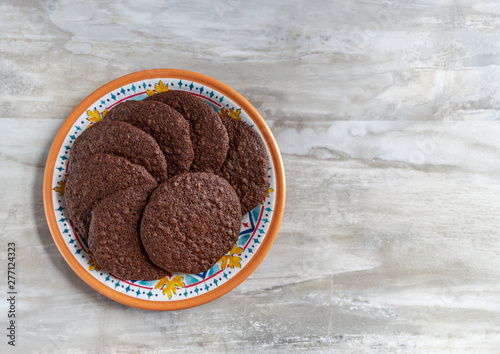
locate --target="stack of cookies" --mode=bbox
[65,91,269,280]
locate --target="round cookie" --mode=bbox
[69,120,168,183]
[140,172,242,274]
[88,184,168,280]
[65,153,156,240]
[145,91,229,173]
[218,116,269,215]
[104,100,194,178]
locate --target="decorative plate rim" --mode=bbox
[43,68,286,311]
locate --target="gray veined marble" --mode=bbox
[1,0,500,352]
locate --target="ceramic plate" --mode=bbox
[43,69,285,310]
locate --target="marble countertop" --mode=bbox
[2,0,500,352]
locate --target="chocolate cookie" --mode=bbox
[69,120,168,183]
[140,172,241,274]
[218,116,269,215]
[145,91,229,173]
[104,100,193,177]
[65,153,156,239]
[88,184,168,280]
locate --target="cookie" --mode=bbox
[218,116,269,215]
[140,172,241,274]
[65,153,156,240]
[69,120,168,183]
[88,184,168,280]
[104,100,193,177]
[145,91,229,173]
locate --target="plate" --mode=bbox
[43,69,285,310]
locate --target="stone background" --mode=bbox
[1,0,500,352]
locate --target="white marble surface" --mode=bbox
[1,0,500,352]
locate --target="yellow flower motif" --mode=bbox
[264,184,274,198]
[146,80,169,96]
[53,180,66,196]
[220,107,242,120]
[155,275,185,299]
[261,184,274,204]
[218,245,244,270]
[87,252,101,271]
[86,108,103,123]
[155,80,169,93]
[86,108,108,124]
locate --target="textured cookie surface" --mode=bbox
[88,184,168,280]
[69,120,168,183]
[218,116,269,215]
[145,91,229,173]
[65,153,156,239]
[104,100,193,177]
[140,172,242,274]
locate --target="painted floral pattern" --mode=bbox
[146,80,169,96]
[86,108,108,123]
[218,245,244,270]
[87,252,101,272]
[265,184,275,198]
[220,107,242,120]
[53,180,66,196]
[155,275,185,299]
